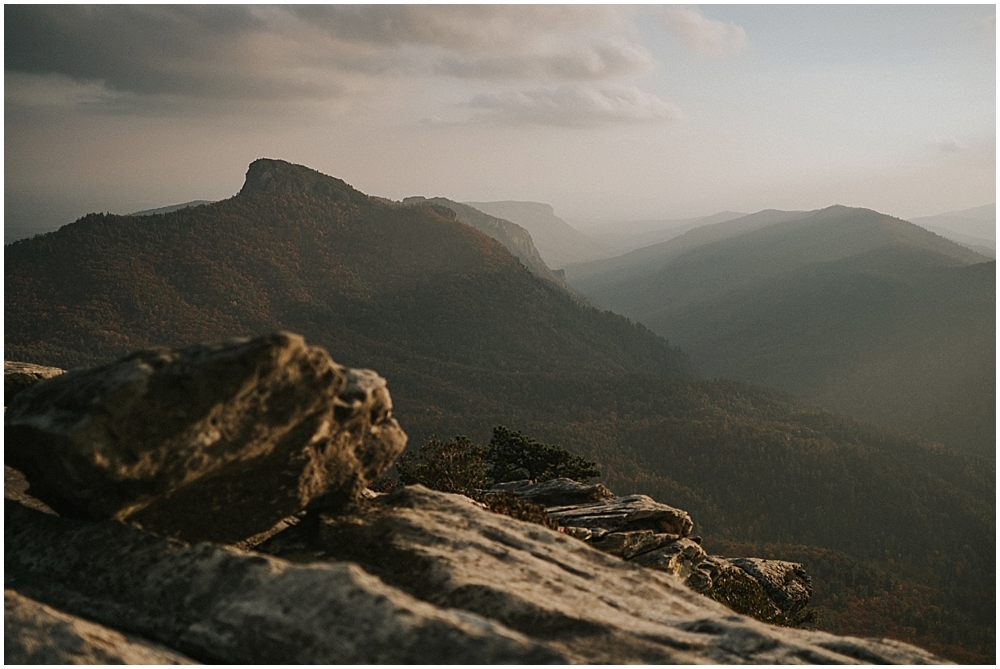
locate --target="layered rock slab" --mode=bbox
[5,499,560,664]
[4,332,406,543]
[493,478,812,619]
[5,589,197,665]
[257,485,944,664]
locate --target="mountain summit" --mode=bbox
[237,158,369,204]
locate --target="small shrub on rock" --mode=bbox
[396,436,490,495]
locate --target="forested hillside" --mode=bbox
[4,159,993,661]
[565,206,995,456]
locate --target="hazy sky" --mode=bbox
[5,4,996,237]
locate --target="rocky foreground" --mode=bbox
[4,334,946,664]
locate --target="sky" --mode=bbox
[4,4,996,240]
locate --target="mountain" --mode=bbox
[910,203,996,249]
[565,205,995,456]
[401,196,569,290]
[584,211,747,255]
[4,161,994,660]
[463,200,613,268]
[6,159,690,380]
[565,209,808,291]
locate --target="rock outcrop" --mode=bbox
[4,342,945,664]
[4,332,406,543]
[7,488,943,665]
[4,361,65,405]
[491,478,813,621]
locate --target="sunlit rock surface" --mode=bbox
[4,333,406,543]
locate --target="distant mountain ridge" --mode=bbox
[565,205,994,456]
[463,200,613,269]
[582,211,748,255]
[910,203,995,245]
[565,209,809,293]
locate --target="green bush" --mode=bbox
[392,427,593,530]
[487,425,601,484]
[395,436,489,495]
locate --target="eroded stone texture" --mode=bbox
[630,538,708,578]
[729,558,813,614]
[546,493,694,536]
[503,479,813,621]
[488,477,615,507]
[256,485,945,664]
[589,529,682,560]
[4,332,406,543]
[5,499,561,664]
[4,361,65,405]
[4,589,197,665]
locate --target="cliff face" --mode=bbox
[4,336,945,664]
[402,196,573,292]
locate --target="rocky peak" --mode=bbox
[237,158,368,205]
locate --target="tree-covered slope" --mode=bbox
[5,159,691,378]
[565,206,995,455]
[4,161,994,660]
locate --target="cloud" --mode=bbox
[661,7,748,57]
[4,5,648,111]
[462,85,685,127]
[435,37,655,81]
[289,5,631,53]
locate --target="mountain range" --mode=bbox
[565,205,995,457]
[910,203,996,256]
[4,159,994,661]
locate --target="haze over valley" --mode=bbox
[4,5,995,665]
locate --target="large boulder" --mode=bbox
[4,332,406,543]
